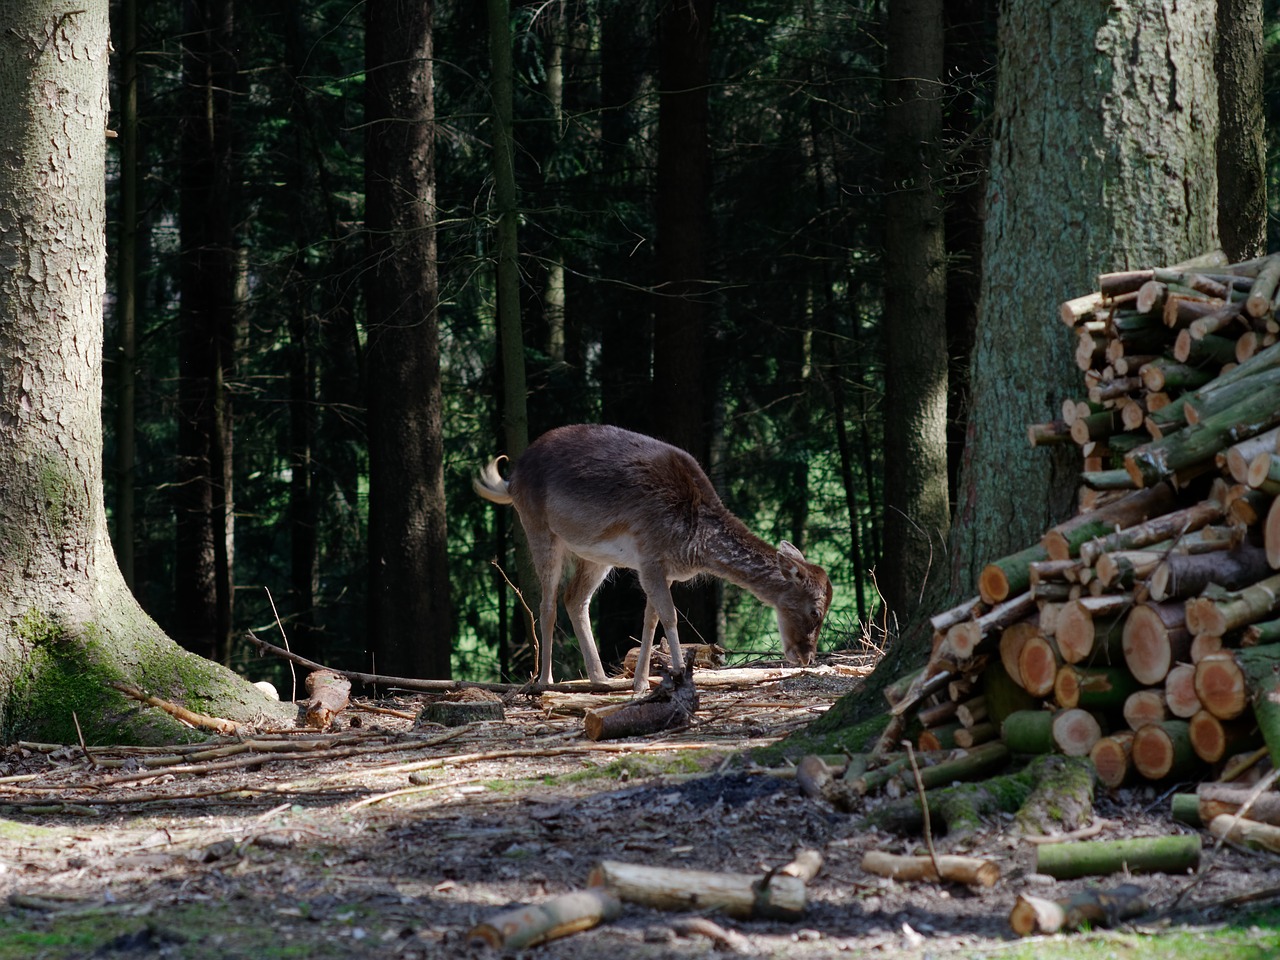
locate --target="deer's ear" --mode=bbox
[777,541,806,580]
[778,541,806,563]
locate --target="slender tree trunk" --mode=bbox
[942,0,991,507]
[881,0,950,621]
[950,0,1219,599]
[654,0,718,648]
[0,0,290,743]
[1216,0,1265,261]
[592,1,655,668]
[364,0,453,679]
[176,0,238,664]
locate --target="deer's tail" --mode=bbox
[473,456,513,505]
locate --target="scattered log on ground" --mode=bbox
[859,851,999,888]
[1034,834,1201,880]
[1196,783,1280,825]
[588,859,809,921]
[794,755,857,812]
[1208,813,1280,853]
[468,889,622,950]
[584,664,698,741]
[1009,884,1149,937]
[859,755,1032,840]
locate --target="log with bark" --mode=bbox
[859,851,999,888]
[1009,884,1150,937]
[588,858,812,921]
[1034,834,1201,880]
[584,662,698,741]
[468,889,621,950]
[899,251,1280,811]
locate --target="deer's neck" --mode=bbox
[697,510,788,606]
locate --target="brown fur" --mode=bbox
[475,424,832,692]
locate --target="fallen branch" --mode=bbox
[247,631,632,695]
[108,681,243,736]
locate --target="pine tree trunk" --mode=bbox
[177,0,239,664]
[653,0,719,648]
[0,0,292,743]
[881,0,950,621]
[365,0,453,679]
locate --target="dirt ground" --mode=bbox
[1,655,1278,959]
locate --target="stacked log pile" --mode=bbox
[914,250,1280,788]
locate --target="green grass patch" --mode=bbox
[967,906,1280,960]
[0,902,367,960]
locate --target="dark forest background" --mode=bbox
[99,0,1280,690]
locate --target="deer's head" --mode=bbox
[775,541,832,666]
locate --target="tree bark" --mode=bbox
[0,0,292,743]
[652,0,719,649]
[950,0,1219,598]
[881,0,950,621]
[1215,0,1266,261]
[365,0,453,679]
[176,0,239,664]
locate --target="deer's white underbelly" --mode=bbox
[563,532,645,569]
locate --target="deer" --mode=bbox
[473,424,833,694]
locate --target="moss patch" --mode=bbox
[751,711,889,766]
[5,609,202,745]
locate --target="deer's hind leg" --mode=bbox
[521,525,567,686]
[562,557,613,685]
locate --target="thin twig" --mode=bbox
[489,558,540,676]
[264,586,297,702]
[71,711,96,768]
[903,740,939,870]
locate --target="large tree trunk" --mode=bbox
[881,0,951,622]
[176,0,239,665]
[0,0,291,744]
[950,0,1219,598]
[653,0,719,649]
[364,0,453,680]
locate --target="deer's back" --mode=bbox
[508,424,724,570]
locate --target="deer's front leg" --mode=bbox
[638,569,683,694]
[633,600,662,695]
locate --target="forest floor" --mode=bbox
[1,653,1279,960]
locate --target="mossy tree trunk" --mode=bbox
[0,0,293,744]
[950,0,1220,595]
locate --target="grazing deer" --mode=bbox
[474,424,833,693]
